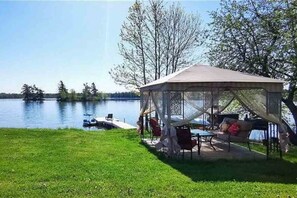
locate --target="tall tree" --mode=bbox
[21,84,32,101]
[21,84,44,101]
[110,0,203,89]
[145,0,164,80]
[32,85,39,101]
[207,0,297,132]
[110,0,148,89]
[162,3,203,74]
[91,82,98,100]
[36,88,44,101]
[82,83,91,101]
[57,81,68,101]
[69,89,77,101]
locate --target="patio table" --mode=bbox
[191,129,216,155]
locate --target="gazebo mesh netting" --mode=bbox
[139,65,287,155]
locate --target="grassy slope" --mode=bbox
[0,128,296,197]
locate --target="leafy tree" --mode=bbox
[110,0,203,89]
[208,0,297,132]
[21,84,32,101]
[100,92,108,100]
[110,0,147,89]
[57,81,68,101]
[69,89,77,101]
[21,84,44,101]
[91,82,98,100]
[82,83,91,101]
[32,85,38,101]
[162,3,203,74]
[58,80,67,93]
[36,88,44,101]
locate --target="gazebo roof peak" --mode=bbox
[140,64,284,91]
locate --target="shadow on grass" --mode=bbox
[141,141,297,184]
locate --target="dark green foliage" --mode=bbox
[81,83,91,101]
[57,80,68,101]
[91,82,98,99]
[0,93,58,99]
[69,89,77,101]
[14,83,138,102]
[108,92,140,99]
[0,93,22,99]
[208,0,297,131]
[57,81,105,102]
[21,84,31,101]
[21,84,44,101]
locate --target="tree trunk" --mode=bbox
[282,98,297,133]
[282,119,297,145]
[280,97,297,146]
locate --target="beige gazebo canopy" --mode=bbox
[140,64,283,92]
[139,64,285,156]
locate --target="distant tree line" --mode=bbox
[57,81,108,102]
[21,84,44,101]
[107,92,140,99]
[0,93,57,99]
[0,93,23,99]
[1,83,140,101]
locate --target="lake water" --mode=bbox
[0,99,273,140]
[0,99,140,129]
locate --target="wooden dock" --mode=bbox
[95,117,136,129]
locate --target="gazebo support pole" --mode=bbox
[279,98,283,159]
[211,89,214,130]
[266,128,269,160]
[182,92,185,120]
[166,91,173,157]
[145,92,151,132]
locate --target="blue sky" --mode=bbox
[0,0,220,93]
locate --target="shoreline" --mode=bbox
[0,97,140,101]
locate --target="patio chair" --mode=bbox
[149,118,161,141]
[176,125,197,159]
[105,113,113,120]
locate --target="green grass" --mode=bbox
[0,128,297,197]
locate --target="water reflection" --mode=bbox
[23,101,44,127]
[1,99,140,129]
[70,102,77,115]
[81,101,99,116]
[57,102,67,124]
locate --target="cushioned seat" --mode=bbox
[149,118,161,141]
[176,125,197,159]
[216,119,253,152]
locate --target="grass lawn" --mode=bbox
[0,128,297,197]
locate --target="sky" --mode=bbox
[0,0,220,94]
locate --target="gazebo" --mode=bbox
[139,64,286,157]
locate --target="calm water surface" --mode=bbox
[0,99,140,129]
[0,99,271,140]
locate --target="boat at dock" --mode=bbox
[83,113,97,127]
